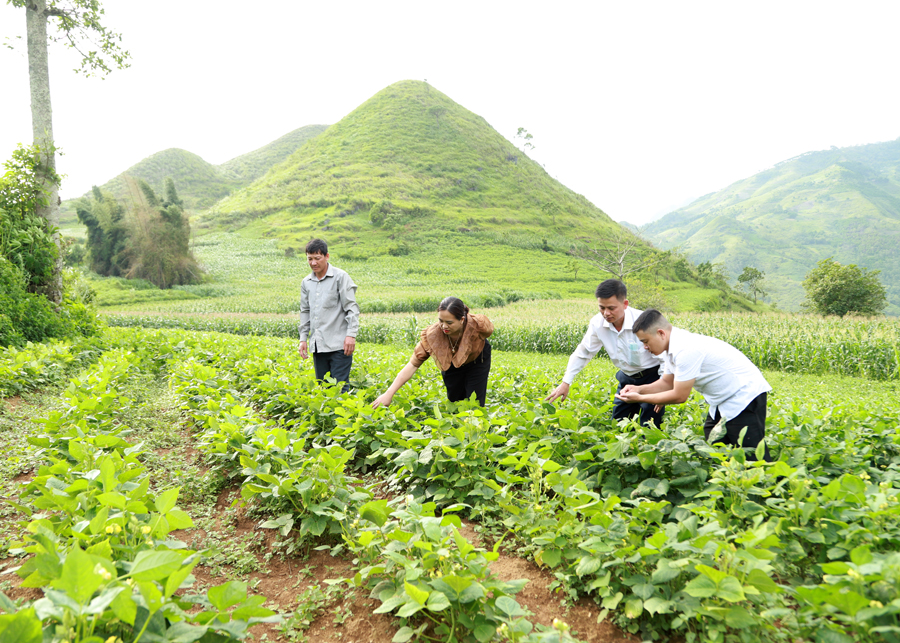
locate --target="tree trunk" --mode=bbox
[26,0,62,303]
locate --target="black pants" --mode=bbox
[441,340,491,406]
[703,392,771,461]
[313,350,353,393]
[613,369,665,427]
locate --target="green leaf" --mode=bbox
[165,509,194,531]
[164,562,197,598]
[0,608,42,643]
[651,559,681,584]
[392,627,415,643]
[404,582,429,606]
[374,593,407,614]
[683,574,717,598]
[541,459,562,472]
[601,591,623,609]
[396,598,424,618]
[98,457,117,492]
[130,551,185,582]
[725,606,756,628]
[426,591,450,612]
[494,596,526,617]
[694,564,727,585]
[155,487,180,513]
[815,629,855,643]
[110,587,137,625]
[538,548,562,568]
[825,589,869,617]
[575,555,602,576]
[51,546,102,604]
[746,569,782,594]
[637,451,657,469]
[432,575,472,601]
[474,624,496,642]
[89,506,110,536]
[97,492,126,510]
[840,475,866,495]
[359,500,390,527]
[821,562,851,575]
[624,598,643,618]
[850,545,873,566]
[208,581,248,611]
[643,597,673,615]
[717,576,746,603]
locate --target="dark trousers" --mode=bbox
[703,392,771,461]
[313,350,353,393]
[441,340,491,406]
[613,369,665,427]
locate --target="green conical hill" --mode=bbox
[645,138,900,315]
[60,126,328,220]
[218,124,329,183]
[201,80,620,251]
[90,148,240,211]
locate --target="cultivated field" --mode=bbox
[1,323,899,642]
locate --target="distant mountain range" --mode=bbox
[644,138,900,315]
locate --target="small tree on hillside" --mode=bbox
[802,257,887,317]
[571,226,664,282]
[737,266,768,303]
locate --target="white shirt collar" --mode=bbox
[601,306,636,333]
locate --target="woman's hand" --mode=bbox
[371,392,394,409]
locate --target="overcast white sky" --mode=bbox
[2,1,898,225]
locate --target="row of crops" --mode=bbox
[105,311,900,380]
[0,340,279,642]
[3,328,899,642]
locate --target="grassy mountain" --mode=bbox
[218,124,329,183]
[59,125,328,221]
[644,138,900,315]
[199,80,620,252]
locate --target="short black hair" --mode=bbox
[633,309,671,334]
[305,238,328,256]
[595,279,627,300]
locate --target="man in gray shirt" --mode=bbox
[298,238,359,392]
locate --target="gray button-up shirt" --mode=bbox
[298,264,360,353]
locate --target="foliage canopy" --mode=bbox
[802,257,887,317]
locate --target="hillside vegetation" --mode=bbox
[59,124,328,219]
[61,81,757,314]
[644,137,900,315]
[199,80,622,256]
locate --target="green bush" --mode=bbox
[0,257,101,348]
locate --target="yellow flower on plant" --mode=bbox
[141,526,151,534]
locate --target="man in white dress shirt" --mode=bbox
[546,279,665,427]
[617,309,772,460]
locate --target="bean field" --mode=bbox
[1,325,899,643]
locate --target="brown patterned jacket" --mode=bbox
[410,314,494,371]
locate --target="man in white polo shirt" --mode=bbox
[546,279,665,427]
[617,309,772,460]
